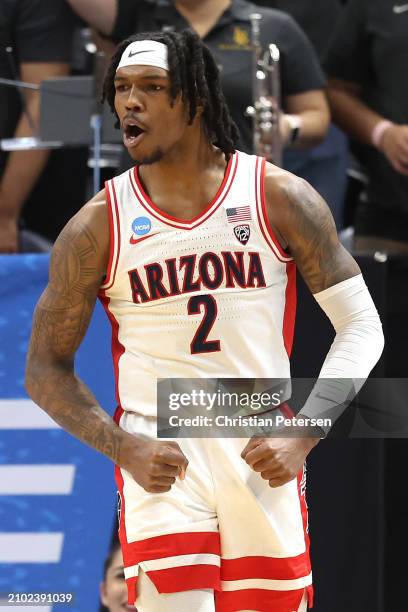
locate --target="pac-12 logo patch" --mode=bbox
[234,224,250,245]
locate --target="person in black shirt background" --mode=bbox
[0,0,89,252]
[67,0,330,186]
[252,0,343,60]
[255,0,348,228]
[325,8,408,607]
[325,0,408,249]
[325,0,408,379]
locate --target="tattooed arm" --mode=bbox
[242,166,383,486]
[25,193,188,492]
[263,164,360,291]
[25,192,127,462]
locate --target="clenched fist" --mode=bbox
[241,437,318,488]
[121,438,189,493]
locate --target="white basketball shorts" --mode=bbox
[114,408,313,611]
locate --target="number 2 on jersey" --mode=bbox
[188,295,221,354]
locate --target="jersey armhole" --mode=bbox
[100,179,121,291]
[255,157,293,263]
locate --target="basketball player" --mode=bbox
[25,30,384,612]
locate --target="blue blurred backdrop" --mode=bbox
[0,254,116,611]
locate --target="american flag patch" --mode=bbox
[226,206,252,223]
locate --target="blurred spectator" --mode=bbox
[0,0,89,252]
[255,0,348,228]
[325,6,408,606]
[325,0,408,250]
[67,0,330,170]
[100,540,136,612]
[253,0,343,60]
[325,0,408,381]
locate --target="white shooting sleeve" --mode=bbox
[299,273,384,432]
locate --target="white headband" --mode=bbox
[116,40,169,72]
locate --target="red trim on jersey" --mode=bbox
[297,467,311,563]
[215,586,306,612]
[112,405,135,605]
[115,459,126,547]
[146,564,220,594]
[255,158,292,263]
[101,180,115,288]
[297,467,313,607]
[130,152,238,229]
[221,553,310,581]
[113,406,124,426]
[98,295,125,409]
[121,530,221,567]
[283,261,297,357]
[259,158,293,260]
[101,180,121,291]
[109,179,121,289]
[114,409,136,607]
[280,401,295,418]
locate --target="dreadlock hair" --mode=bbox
[102,29,240,159]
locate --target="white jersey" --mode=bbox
[99,150,296,416]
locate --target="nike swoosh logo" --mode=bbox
[129,233,158,245]
[128,49,155,58]
[394,3,408,13]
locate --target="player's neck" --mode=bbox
[138,134,228,221]
[139,126,223,186]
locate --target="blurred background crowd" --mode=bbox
[1,0,407,256]
[1,1,407,610]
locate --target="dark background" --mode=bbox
[292,253,406,612]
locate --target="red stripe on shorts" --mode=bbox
[298,468,313,607]
[125,564,221,606]
[122,531,221,566]
[221,552,311,581]
[125,576,137,606]
[122,531,221,605]
[146,564,221,593]
[215,587,305,612]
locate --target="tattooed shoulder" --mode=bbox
[264,166,360,293]
[27,192,110,359]
[43,194,109,311]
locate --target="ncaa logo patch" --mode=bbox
[234,224,250,245]
[132,216,151,236]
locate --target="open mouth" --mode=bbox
[123,124,146,148]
